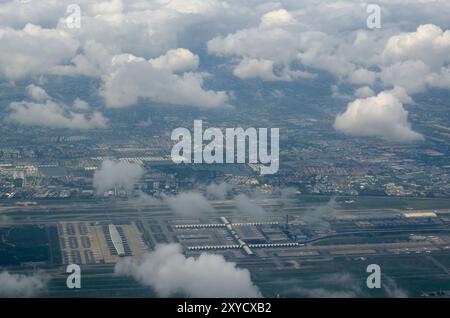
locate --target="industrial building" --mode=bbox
[108,224,125,257]
[58,221,146,264]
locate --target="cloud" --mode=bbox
[49,40,114,77]
[279,272,407,298]
[376,24,450,94]
[348,68,377,86]
[286,273,363,298]
[207,7,372,81]
[89,0,124,18]
[163,0,224,15]
[149,48,199,73]
[334,91,424,143]
[163,192,213,216]
[206,6,450,99]
[72,98,90,110]
[1,1,450,138]
[301,196,338,228]
[8,100,108,130]
[233,58,280,81]
[115,243,262,298]
[234,194,266,216]
[386,86,414,105]
[100,52,229,108]
[259,9,294,29]
[380,60,431,95]
[0,271,48,297]
[93,160,144,194]
[354,86,374,98]
[69,0,248,59]
[207,8,302,63]
[383,276,408,298]
[331,85,352,101]
[382,24,450,69]
[208,18,304,80]
[206,182,231,200]
[0,23,78,79]
[233,58,314,81]
[132,190,215,215]
[292,287,358,298]
[280,187,300,199]
[0,0,241,110]
[26,84,50,101]
[132,191,163,207]
[0,0,66,29]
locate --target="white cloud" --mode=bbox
[26,84,50,101]
[287,273,362,298]
[380,60,431,94]
[59,0,255,62]
[331,85,352,101]
[376,24,450,94]
[164,0,223,15]
[0,0,246,110]
[73,98,90,110]
[93,160,144,194]
[206,182,231,200]
[89,0,124,18]
[163,192,213,216]
[235,194,266,216]
[259,9,294,29]
[233,58,278,81]
[208,24,301,65]
[50,40,113,77]
[0,271,48,297]
[354,86,374,98]
[348,68,377,86]
[207,8,370,82]
[115,243,262,298]
[382,24,450,69]
[207,8,314,82]
[8,100,108,130]
[383,276,408,298]
[386,86,414,105]
[427,66,450,89]
[206,6,450,99]
[0,0,66,29]
[149,48,199,73]
[301,197,337,228]
[0,1,450,137]
[0,24,78,79]
[100,52,229,108]
[233,58,314,81]
[334,91,424,143]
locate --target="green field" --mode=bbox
[0,225,49,266]
[252,253,450,297]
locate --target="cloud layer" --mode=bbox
[234,194,266,216]
[0,271,48,297]
[334,91,424,142]
[1,1,450,137]
[93,160,144,194]
[162,192,213,216]
[8,100,108,130]
[100,52,229,109]
[115,243,262,298]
